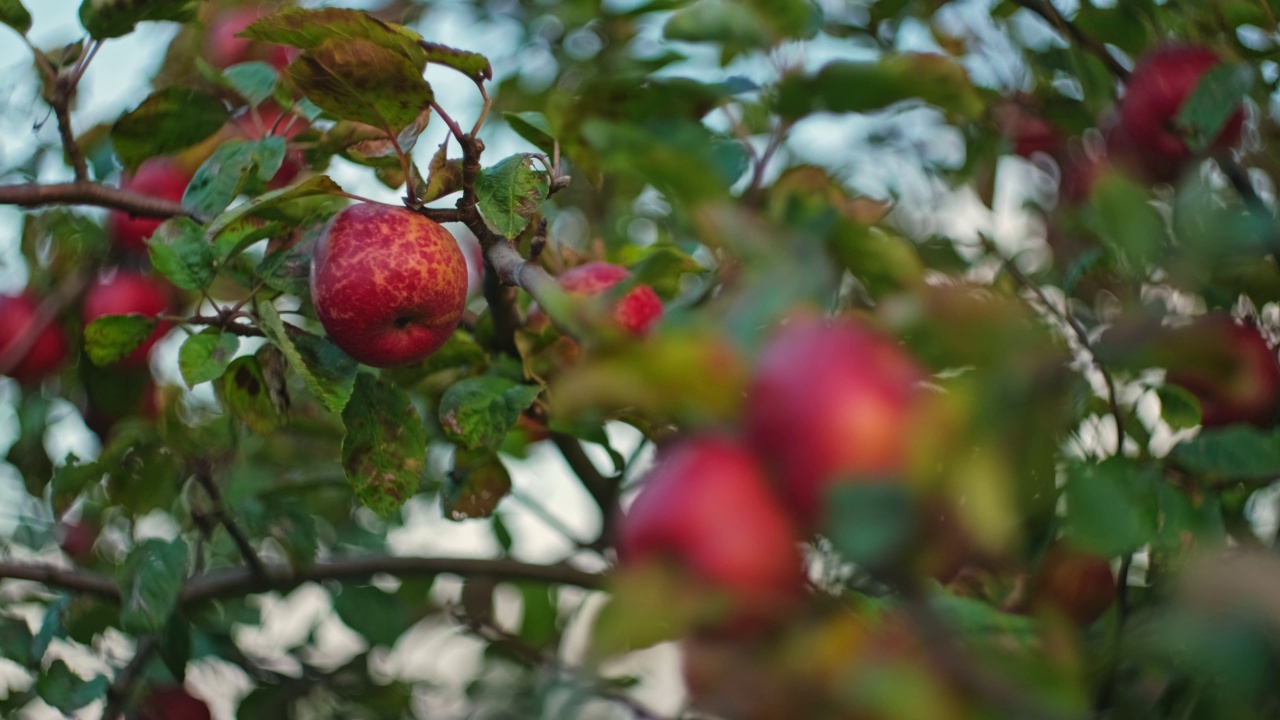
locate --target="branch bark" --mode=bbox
[1009,0,1130,80]
[0,182,192,219]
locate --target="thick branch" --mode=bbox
[0,563,120,600]
[0,182,193,219]
[1010,0,1130,80]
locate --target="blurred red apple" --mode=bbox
[311,203,468,367]
[206,6,296,70]
[528,261,663,336]
[1032,543,1116,626]
[1164,313,1280,427]
[746,316,926,527]
[83,270,174,367]
[0,293,68,384]
[994,100,1064,159]
[107,159,192,254]
[233,103,308,188]
[1120,45,1244,181]
[58,519,99,563]
[138,685,212,720]
[617,434,806,626]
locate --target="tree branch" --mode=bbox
[0,182,193,219]
[192,459,267,578]
[1009,0,1130,80]
[103,636,156,720]
[551,432,619,547]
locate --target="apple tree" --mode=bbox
[2,0,1280,717]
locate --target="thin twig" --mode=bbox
[192,459,267,578]
[550,433,619,547]
[102,636,157,720]
[1009,0,1130,80]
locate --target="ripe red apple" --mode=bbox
[1119,45,1244,181]
[206,6,296,70]
[1032,543,1116,626]
[233,103,308,188]
[58,518,99,563]
[1164,314,1280,427]
[310,203,468,367]
[617,434,806,626]
[83,270,174,367]
[138,685,212,720]
[528,261,663,336]
[0,293,68,384]
[746,316,926,527]
[107,159,192,254]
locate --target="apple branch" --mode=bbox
[1009,0,1130,80]
[551,432,620,547]
[0,181,192,218]
[191,459,267,578]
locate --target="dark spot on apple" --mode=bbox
[394,315,413,329]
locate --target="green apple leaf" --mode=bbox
[1176,62,1252,154]
[31,598,67,667]
[502,111,556,155]
[774,55,984,122]
[1157,384,1202,432]
[443,448,512,520]
[79,0,198,39]
[214,353,290,433]
[332,584,409,647]
[0,0,32,35]
[204,175,344,238]
[256,243,313,297]
[117,538,187,634]
[582,119,747,205]
[286,38,433,132]
[83,315,158,366]
[212,217,282,262]
[183,138,287,217]
[0,614,35,666]
[420,41,492,81]
[179,328,239,388]
[664,0,772,61]
[257,300,358,413]
[35,660,107,714]
[111,87,229,171]
[475,153,549,239]
[438,376,542,451]
[1088,172,1165,270]
[242,7,426,69]
[824,482,914,570]
[1170,426,1280,480]
[341,374,426,517]
[222,62,278,106]
[149,217,215,290]
[157,611,191,683]
[51,455,102,518]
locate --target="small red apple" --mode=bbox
[83,270,174,367]
[138,685,212,720]
[1164,313,1280,427]
[233,103,308,188]
[58,519,99,563]
[1119,45,1244,181]
[746,316,926,528]
[617,434,806,626]
[528,261,663,336]
[310,203,468,367]
[1032,543,1116,626]
[206,6,296,70]
[0,293,68,384]
[107,159,192,254]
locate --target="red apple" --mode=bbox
[1119,45,1244,181]
[310,203,468,367]
[138,685,212,720]
[107,159,192,254]
[58,519,99,563]
[0,293,68,384]
[617,434,806,626]
[1032,543,1116,626]
[746,316,926,527]
[233,103,308,188]
[1164,313,1280,427]
[206,6,296,70]
[993,100,1064,159]
[528,261,663,336]
[83,270,174,367]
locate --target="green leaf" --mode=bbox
[420,41,492,81]
[622,244,704,299]
[774,55,984,121]
[517,584,558,648]
[183,138,287,217]
[1062,457,1159,557]
[0,615,35,666]
[1158,384,1202,432]
[438,376,542,450]
[179,329,239,388]
[205,175,343,240]
[332,585,408,646]
[0,0,31,34]
[51,455,101,518]
[79,0,198,38]
[35,660,107,713]
[212,217,282,262]
[1171,426,1280,480]
[222,62,278,106]
[31,598,67,666]
[149,217,216,290]
[214,354,289,433]
[1088,172,1164,269]
[341,374,427,517]
[475,154,549,239]
[257,301,358,413]
[83,315,158,366]
[242,7,427,68]
[111,87,229,171]
[502,111,556,155]
[443,449,512,520]
[1177,62,1252,154]
[117,538,187,634]
[256,243,313,297]
[286,38,433,131]
[824,482,914,570]
[582,119,746,204]
[664,0,771,60]
[158,611,191,683]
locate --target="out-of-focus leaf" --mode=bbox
[183,138,286,217]
[1172,426,1280,480]
[502,112,555,154]
[1157,385,1202,432]
[222,62,277,106]
[243,7,426,68]
[664,0,771,61]
[420,42,492,81]
[51,455,101,518]
[179,328,239,388]
[774,55,984,121]
[158,612,191,683]
[333,585,408,647]
[149,217,216,290]
[589,563,730,661]
[0,615,35,666]
[1177,62,1252,154]
[475,154,549,239]
[35,659,107,713]
[341,374,426,516]
[438,376,542,450]
[825,482,914,570]
[619,245,703,299]
[584,119,746,204]
[1087,171,1164,270]
[79,0,198,39]
[286,38,433,131]
[117,538,187,634]
[111,88,228,171]
[83,315,157,366]
[0,0,31,34]
[443,448,512,520]
[257,300,357,413]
